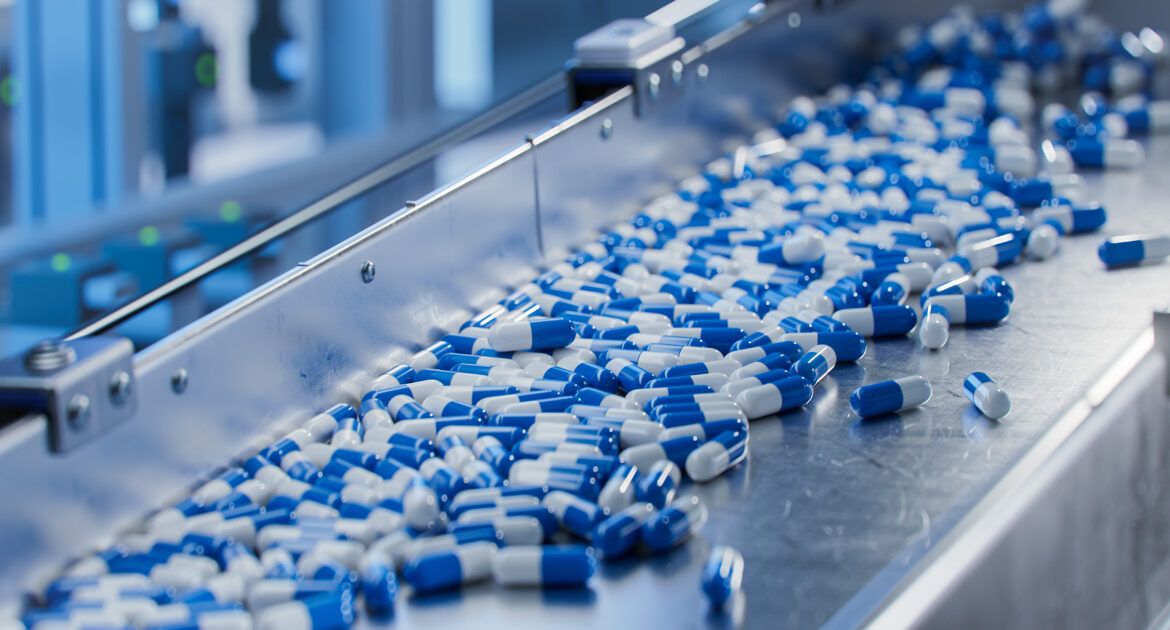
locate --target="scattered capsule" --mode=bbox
[701,546,745,609]
[685,430,748,482]
[792,345,836,386]
[1098,234,1170,268]
[642,496,708,552]
[402,541,496,594]
[850,376,933,419]
[735,376,814,420]
[917,303,950,350]
[963,372,1012,420]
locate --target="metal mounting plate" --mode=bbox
[0,337,135,453]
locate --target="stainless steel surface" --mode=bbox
[868,338,1170,629]
[3,0,1170,626]
[0,336,135,453]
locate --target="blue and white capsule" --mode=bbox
[1098,234,1170,268]
[922,294,1010,325]
[850,376,932,419]
[402,541,496,593]
[735,375,813,420]
[963,372,1012,420]
[792,345,836,386]
[488,318,575,352]
[642,495,709,553]
[685,430,748,482]
[591,502,657,558]
[831,305,917,338]
[702,546,745,609]
[491,545,596,587]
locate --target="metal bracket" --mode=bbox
[567,18,686,115]
[1155,306,1170,394]
[0,336,136,453]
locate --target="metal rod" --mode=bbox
[64,74,566,341]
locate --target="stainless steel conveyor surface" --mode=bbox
[2,1,1170,627]
[363,140,1170,629]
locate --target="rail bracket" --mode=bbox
[0,336,136,453]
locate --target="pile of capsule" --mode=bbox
[19,1,1168,628]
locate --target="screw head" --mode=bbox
[788,12,802,28]
[67,394,91,430]
[671,60,684,84]
[600,118,614,140]
[109,371,131,405]
[361,261,376,283]
[171,368,189,394]
[696,64,710,82]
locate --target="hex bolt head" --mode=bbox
[361,261,377,283]
[172,368,189,394]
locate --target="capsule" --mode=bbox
[488,318,575,352]
[922,294,1010,325]
[402,541,496,593]
[635,461,681,509]
[831,305,917,338]
[850,376,932,419]
[917,303,950,350]
[492,545,596,587]
[685,430,748,482]
[597,464,641,514]
[619,436,702,470]
[591,502,656,558]
[1067,137,1144,169]
[778,332,866,362]
[963,372,1012,420]
[542,490,604,538]
[641,496,708,552]
[792,345,836,386]
[702,546,745,609]
[1098,234,1170,268]
[721,368,795,400]
[254,592,354,630]
[735,376,814,420]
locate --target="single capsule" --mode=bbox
[492,545,596,587]
[778,332,866,362]
[254,592,354,630]
[735,376,813,420]
[360,553,398,615]
[1067,138,1145,169]
[635,461,681,509]
[922,294,1010,325]
[917,303,950,350]
[850,376,932,419]
[402,541,496,594]
[488,318,575,352]
[963,372,1012,420]
[591,502,656,558]
[1025,222,1062,260]
[870,272,910,306]
[702,546,745,609]
[597,464,641,514]
[831,305,917,338]
[543,490,604,538]
[642,496,708,552]
[1098,234,1170,268]
[685,430,748,482]
[792,344,836,386]
[619,435,702,470]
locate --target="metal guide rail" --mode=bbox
[2,0,1170,627]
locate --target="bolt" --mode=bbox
[171,368,189,394]
[788,12,802,28]
[697,64,710,82]
[361,261,376,283]
[647,72,661,100]
[24,339,76,372]
[67,394,91,430]
[600,118,614,140]
[671,60,684,85]
[109,371,131,405]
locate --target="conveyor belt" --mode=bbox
[361,141,1170,630]
[3,1,1170,627]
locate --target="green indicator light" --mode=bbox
[195,53,217,87]
[0,76,19,107]
[219,200,242,222]
[138,225,160,246]
[50,253,71,273]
